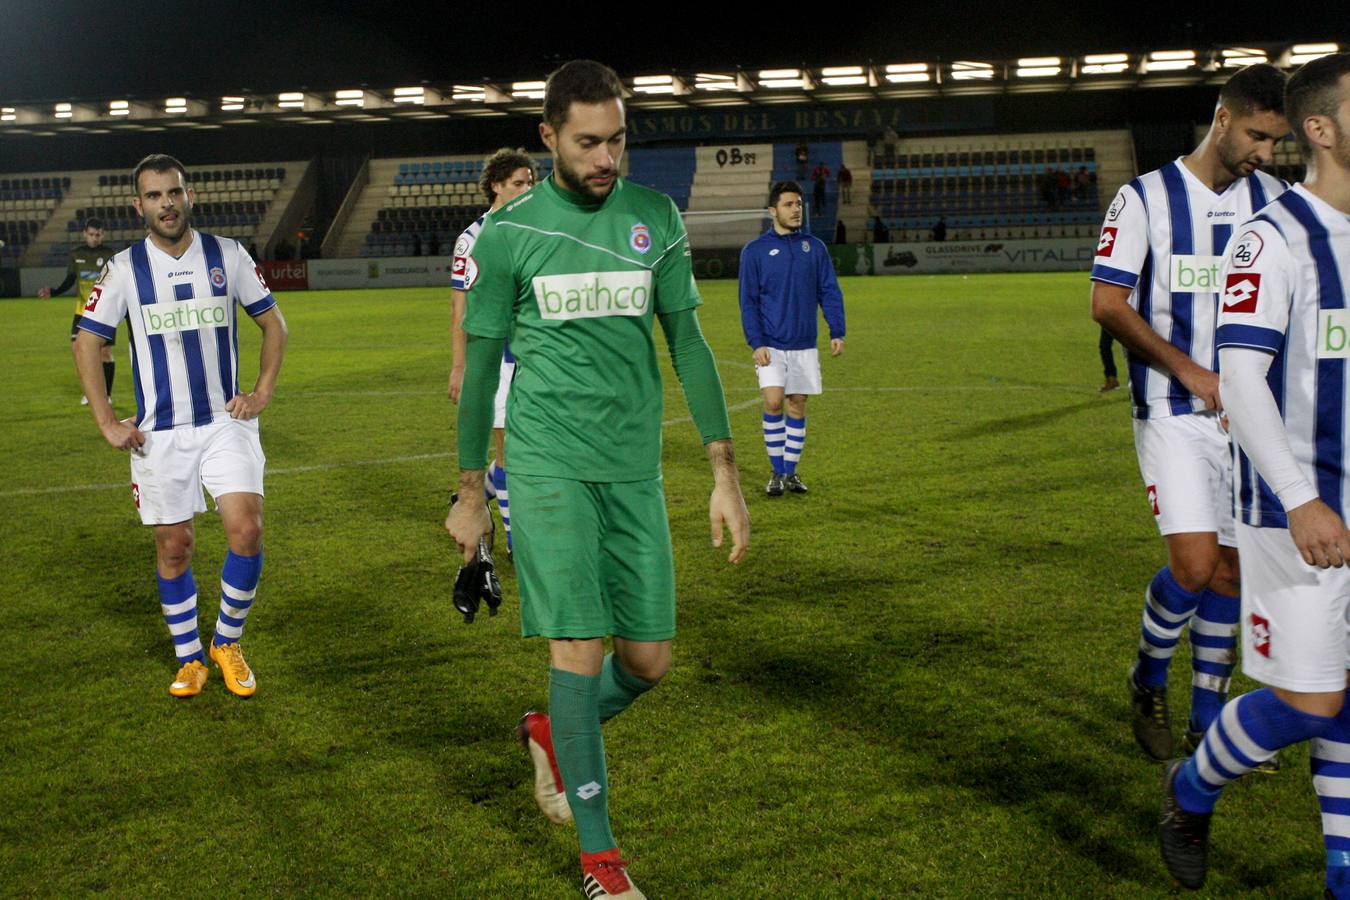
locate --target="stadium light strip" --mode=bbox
[1082,53,1131,74]
[109,100,130,116]
[335,90,365,107]
[1017,57,1061,77]
[165,97,188,114]
[393,87,425,104]
[452,85,485,102]
[511,81,545,99]
[1,107,15,122]
[1290,42,1339,64]
[884,63,930,83]
[632,75,675,95]
[950,61,995,80]
[220,95,245,111]
[820,67,868,86]
[694,73,738,91]
[54,102,73,119]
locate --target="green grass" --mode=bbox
[0,273,1326,897]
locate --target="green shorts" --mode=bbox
[509,473,675,641]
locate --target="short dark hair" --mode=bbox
[132,154,188,193]
[479,147,538,204]
[1286,52,1350,157]
[542,60,625,130]
[768,181,802,207]
[83,217,104,231]
[1219,63,1287,117]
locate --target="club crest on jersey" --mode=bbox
[630,223,651,254]
[801,241,810,253]
[1251,613,1271,657]
[1222,273,1260,313]
[1231,231,1263,269]
[1146,484,1159,516]
[210,266,226,289]
[1107,192,1126,221]
[1097,227,1118,257]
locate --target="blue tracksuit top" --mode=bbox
[738,228,846,351]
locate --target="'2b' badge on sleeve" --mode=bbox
[1231,231,1263,269]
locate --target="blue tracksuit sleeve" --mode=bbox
[738,243,765,349]
[817,245,846,339]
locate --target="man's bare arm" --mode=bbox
[74,330,143,449]
[1090,281,1219,409]
[706,439,749,564]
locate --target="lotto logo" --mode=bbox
[1222,274,1260,313]
[1251,613,1271,657]
[253,265,269,292]
[131,482,141,508]
[575,781,601,801]
[1097,228,1117,257]
[452,257,467,276]
[85,286,102,311]
[1146,484,1159,516]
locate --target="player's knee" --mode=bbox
[226,515,263,554]
[1169,554,1219,593]
[156,533,194,573]
[1210,556,1240,596]
[624,657,669,683]
[763,397,784,415]
[785,395,807,418]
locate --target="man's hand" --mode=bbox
[226,390,271,420]
[37,287,51,299]
[448,366,464,403]
[706,439,749,563]
[1288,499,1350,569]
[100,417,145,451]
[710,482,749,564]
[1178,365,1221,411]
[752,346,772,366]
[446,472,491,563]
[830,338,844,357]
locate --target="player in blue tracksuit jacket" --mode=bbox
[738,179,846,497]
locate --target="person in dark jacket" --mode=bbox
[738,180,846,497]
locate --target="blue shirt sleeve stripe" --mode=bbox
[76,317,116,340]
[1215,323,1282,352]
[244,294,277,318]
[1090,263,1138,288]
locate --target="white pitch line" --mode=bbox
[2,382,1086,499]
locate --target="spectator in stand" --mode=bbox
[413,233,423,257]
[428,234,441,256]
[931,216,947,242]
[1041,167,1058,209]
[837,163,853,204]
[872,215,890,243]
[883,126,899,167]
[1056,168,1072,207]
[834,219,846,244]
[811,162,830,215]
[1075,165,1092,202]
[795,142,809,179]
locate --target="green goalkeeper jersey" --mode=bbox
[463,174,701,482]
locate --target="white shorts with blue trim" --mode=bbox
[755,348,822,395]
[129,417,265,525]
[1238,522,1350,692]
[493,359,514,431]
[1132,411,1236,547]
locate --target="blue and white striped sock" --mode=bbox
[213,550,262,647]
[1313,706,1350,899]
[484,459,499,500]
[493,463,511,551]
[784,416,806,476]
[1135,567,1202,689]
[1176,688,1333,813]
[762,413,785,475]
[1188,589,1238,732]
[158,569,204,665]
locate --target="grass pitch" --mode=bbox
[0,273,1326,897]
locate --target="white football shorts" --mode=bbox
[1237,522,1350,692]
[1132,411,1236,547]
[755,347,823,395]
[493,359,515,431]
[129,417,266,525]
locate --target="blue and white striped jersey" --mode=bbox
[452,213,514,364]
[1215,186,1350,529]
[1091,159,1286,420]
[76,231,277,432]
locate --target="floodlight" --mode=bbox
[884,63,930,83]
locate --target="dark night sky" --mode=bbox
[0,0,1342,104]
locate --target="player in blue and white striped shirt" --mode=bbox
[1090,64,1290,762]
[1159,53,1350,894]
[448,148,536,551]
[73,154,288,700]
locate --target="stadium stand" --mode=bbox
[0,173,68,266]
[868,130,1134,241]
[17,162,309,267]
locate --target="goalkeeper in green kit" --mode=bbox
[445,59,750,899]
